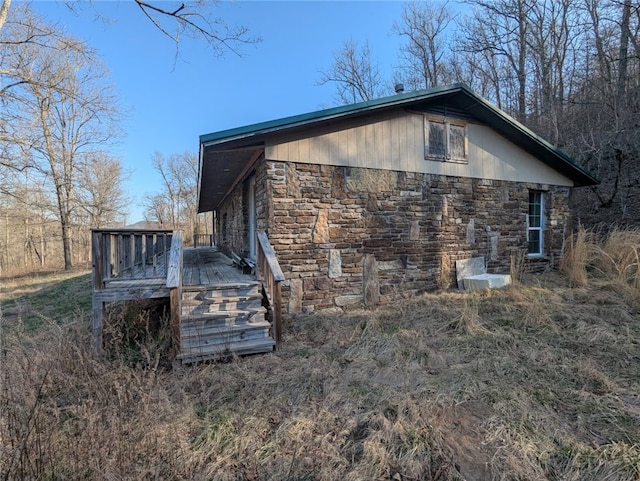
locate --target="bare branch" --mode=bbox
[0,0,11,31]
[131,0,259,57]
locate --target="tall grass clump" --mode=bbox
[561,226,640,296]
[510,248,527,286]
[561,225,590,287]
[448,295,489,335]
[595,227,640,293]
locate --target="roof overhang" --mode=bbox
[198,146,263,213]
[198,83,598,213]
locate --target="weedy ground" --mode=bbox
[1,228,640,480]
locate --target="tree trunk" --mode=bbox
[617,0,632,101]
[61,219,73,270]
[517,0,528,121]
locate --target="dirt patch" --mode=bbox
[431,401,496,481]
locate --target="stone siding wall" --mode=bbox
[263,161,570,315]
[215,180,247,258]
[215,157,270,258]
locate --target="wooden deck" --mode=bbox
[91,228,284,360]
[182,248,255,287]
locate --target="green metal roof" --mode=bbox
[198,83,598,212]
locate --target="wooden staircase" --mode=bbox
[177,281,275,363]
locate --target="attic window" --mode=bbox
[424,115,467,162]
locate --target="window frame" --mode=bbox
[527,191,544,256]
[424,115,468,163]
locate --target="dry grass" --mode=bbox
[2,246,640,479]
[561,226,590,287]
[561,226,640,297]
[595,228,640,292]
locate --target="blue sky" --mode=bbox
[29,1,409,222]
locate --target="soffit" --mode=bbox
[198,147,262,213]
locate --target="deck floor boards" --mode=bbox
[97,248,255,302]
[182,248,255,287]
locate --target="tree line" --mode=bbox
[0,1,249,275]
[321,0,640,227]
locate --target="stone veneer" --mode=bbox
[216,159,570,315]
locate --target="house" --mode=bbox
[198,83,598,316]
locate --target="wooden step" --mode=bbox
[182,305,267,322]
[180,321,271,349]
[181,310,267,328]
[181,317,271,338]
[177,278,273,361]
[177,338,276,363]
[181,297,263,311]
[182,281,258,293]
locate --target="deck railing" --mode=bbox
[193,233,214,248]
[91,228,175,290]
[256,231,285,346]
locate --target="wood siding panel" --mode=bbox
[365,123,375,168]
[399,115,410,172]
[299,138,310,164]
[266,113,573,186]
[347,126,356,166]
[391,114,400,168]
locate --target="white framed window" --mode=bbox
[424,116,467,162]
[527,191,544,256]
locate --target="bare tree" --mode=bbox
[524,0,581,143]
[459,0,533,121]
[1,5,122,270]
[393,0,455,90]
[130,0,258,56]
[77,155,130,228]
[563,0,640,223]
[319,39,389,104]
[0,168,59,273]
[0,4,70,173]
[144,193,171,227]
[145,151,200,239]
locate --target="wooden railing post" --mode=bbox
[166,231,183,357]
[91,230,105,353]
[273,281,282,344]
[256,231,285,347]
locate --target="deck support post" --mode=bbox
[92,230,105,354]
[169,287,181,357]
[92,298,105,354]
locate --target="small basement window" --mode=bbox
[424,116,467,162]
[527,191,544,256]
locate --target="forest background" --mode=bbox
[1,0,638,275]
